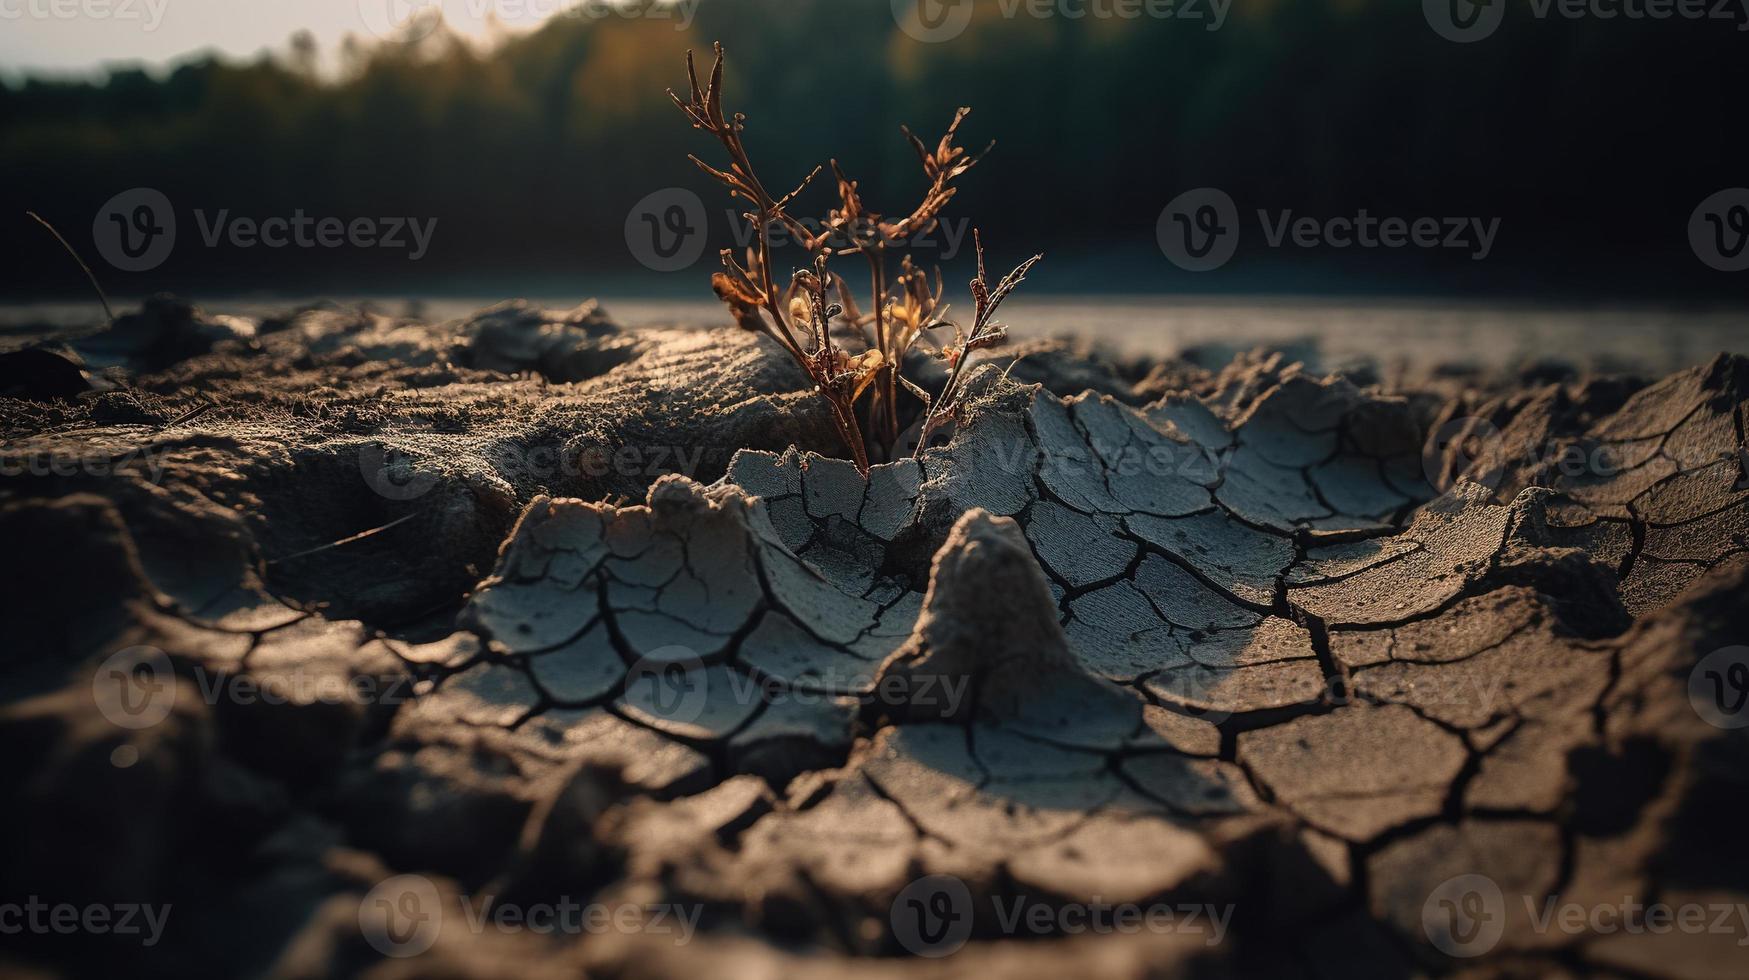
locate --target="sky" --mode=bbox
[0,0,667,76]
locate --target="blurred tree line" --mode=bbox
[2,0,1745,301]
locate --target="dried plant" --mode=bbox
[915,231,1042,451]
[670,42,1041,475]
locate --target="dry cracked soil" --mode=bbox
[2,296,1747,979]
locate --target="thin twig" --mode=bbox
[161,401,215,429]
[266,512,419,565]
[26,211,116,324]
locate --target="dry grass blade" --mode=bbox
[26,210,116,325]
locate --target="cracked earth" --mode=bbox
[2,297,1747,978]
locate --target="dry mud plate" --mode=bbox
[3,298,1748,978]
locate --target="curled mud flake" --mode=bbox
[615,661,760,742]
[1330,587,1546,671]
[860,458,924,540]
[759,545,881,646]
[1287,483,1513,626]
[726,447,804,499]
[784,518,888,597]
[466,579,599,654]
[469,479,781,664]
[760,493,814,552]
[1144,392,1233,459]
[1659,400,1740,471]
[849,591,926,657]
[1637,456,1748,527]
[1563,451,1681,511]
[1238,703,1468,841]
[724,449,817,551]
[799,452,866,523]
[610,606,740,662]
[1069,393,1145,466]
[1619,560,1730,618]
[1640,499,1749,565]
[500,498,610,583]
[525,624,625,705]
[1309,455,1413,522]
[1029,394,1126,515]
[1217,445,1334,531]
[1144,617,1327,717]
[1025,501,1136,590]
[1533,497,1638,573]
[1231,375,1349,468]
[1108,467,1216,526]
[1132,554,1259,632]
[741,611,880,696]
[1064,582,1188,683]
[920,405,1037,519]
[1125,510,1293,608]
[1069,394,1213,518]
[603,525,680,585]
[1590,354,1744,443]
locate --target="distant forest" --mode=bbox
[3,0,1746,301]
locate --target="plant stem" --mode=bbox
[26,211,115,324]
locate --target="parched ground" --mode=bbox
[2,297,1746,979]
